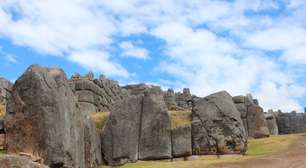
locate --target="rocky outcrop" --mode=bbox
[247,105,270,138]
[101,95,143,166]
[84,117,103,168]
[233,94,269,138]
[139,88,172,160]
[265,111,279,135]
[171,125,192,158]
[0,155,49,168]
[192,91,247,155]
[4,65,101,168]
[0,77,13,104]
[70,74,128,113]
[101,87,172,165]
[276,111,306,134]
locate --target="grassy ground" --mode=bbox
[169,110,192,129]
[120,134,301,168]
[90,112,110,129]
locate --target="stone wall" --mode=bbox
[233,94,270,138]
[276,111,306,134]
[163,88,192,110]
[3,64,306,167]
[70,73,129,113]
[4,65,102,168]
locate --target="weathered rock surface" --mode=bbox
[123,84,160,96]
[163,88,193,110]
[0,77,12,104]
[0,155,49,168]
[265,112,279,135]
[175,88,192,109]
[102,87,172,165]
[84,117,103,168]
[164,89,177,110]
[139,88,172,160]
[171,125,192,157]
[101,95,143,166]
[4,65,101,168]
[192,91,247,155]
[276,111,306,134]
[70,74,128,113]
[233,94,269,138]
[247,105,270,138]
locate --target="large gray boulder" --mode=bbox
[171,125,192,158]
[84,117,103,168]
[0,155,49,168]
[192,91,247,155]
[265,112,279,135]
[138,88,172,160]
[233,94,270,138]
[101,95,143,166]
[101,87,172,165]
[247,105,270,138]
[4,65,101,168]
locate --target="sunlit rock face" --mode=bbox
[233,94,270,138]
[4,64,102,168]
[192,91,247,155]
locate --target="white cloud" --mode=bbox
[0,0,306,111]
[5,54,17,63]
[0,0,125,77]
[119,41,149,60]
[255,82,306,112]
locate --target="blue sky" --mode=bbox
[1,0,306,112]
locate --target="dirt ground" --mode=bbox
[210,134,306,168]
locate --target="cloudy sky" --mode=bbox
[0,0,306,112]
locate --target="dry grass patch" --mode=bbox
[90,112,110,129]
[0,104,5,118]
[121,134,302,168]
[170,110,192,129]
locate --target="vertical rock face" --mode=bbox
[84,117,103,168]
[233,94,270,138]
[101,95,143,166]
[192,91,247,155]
[102,87,172,165]
[276,112,306,134]
[0,77,13,104]
[138,88,172,160]
[171,125,192,158]
[264,112,279,135]
[4,65,101,168]
[247,105,270,138]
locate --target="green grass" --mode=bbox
[121,134,302,168]
[170,110,192,129]
[90,112,110,129]
[246,134,300,156]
